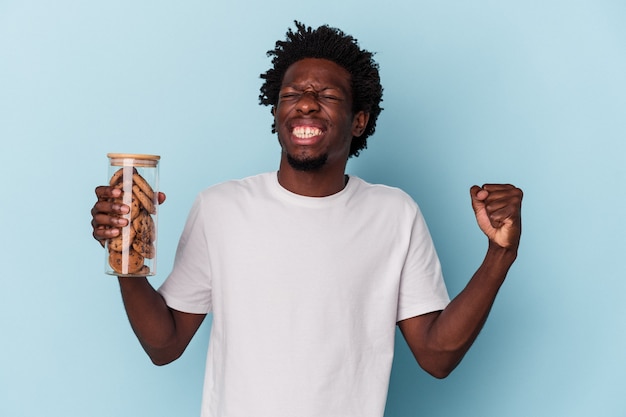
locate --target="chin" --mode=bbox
[286,152,328,171]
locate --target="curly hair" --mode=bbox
[259,21,383,158]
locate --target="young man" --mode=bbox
[91,22,522,417]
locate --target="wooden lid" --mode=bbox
[107,153,160,167]
[107,153,160,160]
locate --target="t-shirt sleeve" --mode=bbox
[158,194,213,314]
[396,205,450,322]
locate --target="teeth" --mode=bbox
[293,126,322,138]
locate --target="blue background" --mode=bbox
[1,1,625,416]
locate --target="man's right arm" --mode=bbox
[117,277,206,365]
[92,185,205,365]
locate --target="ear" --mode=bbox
[351,111,370,137]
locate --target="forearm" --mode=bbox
[402,243,517,378]
[432,243,516,352]
[117,277,181,365]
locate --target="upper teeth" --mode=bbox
[293,126,322,138]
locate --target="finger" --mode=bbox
[91,188,131,245]
[91,209,129,245]
[481,187,523,214]
[91,199,130,218]
[157,191,166,205]
[486,205,517,228]
[92,224,122,241]
[95,185,122,201]
[91,210,129,228]
[480,184,523,203]
[480,183,518,192]
[483,193,523,232]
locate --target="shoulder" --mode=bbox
[188,172,277,218]
[349,176,420,212]
[197,172,274,199]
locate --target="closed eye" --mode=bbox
[279,92,301,100]
[278,88,345,104]
[319,94,342,102]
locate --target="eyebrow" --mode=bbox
[280,84,345,93]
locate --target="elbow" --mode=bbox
[143,344,184,366]
[150,356,176,367]
[417,350,465,379]
[149,353,182,366]
[422,363,456,379]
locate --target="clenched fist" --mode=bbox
[470,184,523,251]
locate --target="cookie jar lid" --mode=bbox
[108,153,160,167]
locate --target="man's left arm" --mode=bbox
[398,184,523,379]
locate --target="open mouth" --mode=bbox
[292,126,323,139]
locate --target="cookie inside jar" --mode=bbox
[105,153,160,277]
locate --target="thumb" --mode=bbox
[470,185,493,235]
[470,185,488,212]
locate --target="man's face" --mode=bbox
[273,58,367,172]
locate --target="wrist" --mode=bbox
[486,240,518,265]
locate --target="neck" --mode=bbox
[277,159,348,197]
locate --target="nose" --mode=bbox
[296,91,320,114]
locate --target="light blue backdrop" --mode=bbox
[1,1,625,416]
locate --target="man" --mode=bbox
[91,22,522,417]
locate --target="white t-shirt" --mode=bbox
[158,172,449,417]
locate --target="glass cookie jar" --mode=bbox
[105,153,160,277]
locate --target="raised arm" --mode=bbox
[398,184,523,378]
[91,186,205,365]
